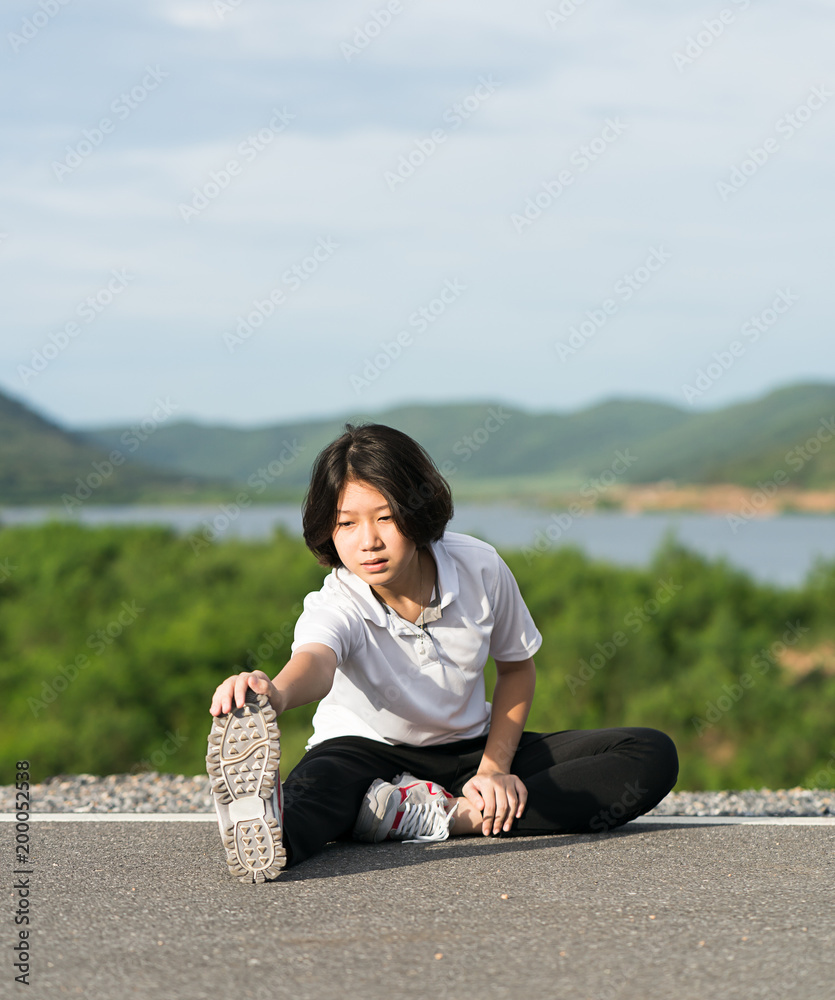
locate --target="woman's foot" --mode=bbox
[353,773,457,842]
[206,689,286,882]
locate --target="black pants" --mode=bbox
[281,726,678,868]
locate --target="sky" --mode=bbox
[3,0,834,430]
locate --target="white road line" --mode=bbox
[0,813,218,822]
[631,815,835,826]
[1,813,833,825]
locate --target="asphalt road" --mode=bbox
[8,818,834,1000]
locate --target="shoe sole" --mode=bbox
[206,690,286,883]
[353,773,457,843]
[352,778,399,842]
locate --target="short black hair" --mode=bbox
[302,422,454,568]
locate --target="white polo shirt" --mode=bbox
[291,530,542,749]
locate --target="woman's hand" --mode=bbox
[461,771,527,836]
[209,670,282,717]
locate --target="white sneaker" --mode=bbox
[353,772,457,843]
[206,689,286,883]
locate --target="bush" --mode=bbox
[3,523,834,790]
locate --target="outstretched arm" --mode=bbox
[210,642,338,717]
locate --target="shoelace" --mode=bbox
[399,800,459,843]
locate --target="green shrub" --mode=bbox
[3,522,834,790]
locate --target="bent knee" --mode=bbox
[629,726,679,800]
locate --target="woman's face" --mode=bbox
[331,479,418,590]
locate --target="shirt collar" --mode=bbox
[332,533,459,626]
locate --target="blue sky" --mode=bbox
[3,0,833,428]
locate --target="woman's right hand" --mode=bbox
[209,670,282,717]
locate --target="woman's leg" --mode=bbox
[450,727,678,836]
[280,736,469,867]
[280,727,677,861]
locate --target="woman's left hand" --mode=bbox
[462,771,527,836]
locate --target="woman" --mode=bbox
[207,423,678,882]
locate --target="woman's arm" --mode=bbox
[210,642,338,717]
[271,642,339,713]
[480,656,536,773]
[461,656,536,835]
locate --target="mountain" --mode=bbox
[79,382,835,494]
[0,390,226,505]
[81,397,689,494]
[3,382,834,506]
[615,383,835,487]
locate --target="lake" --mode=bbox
[2,503,834,588]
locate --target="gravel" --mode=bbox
[2,773,833,816]
[3,773,213,814]
[649,787,833,817]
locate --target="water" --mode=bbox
[2,502,834,588]
[449,506,835,588]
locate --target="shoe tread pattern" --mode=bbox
[206,691,285,883]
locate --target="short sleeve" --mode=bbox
[488,554,543,661]
[291,586,363,667]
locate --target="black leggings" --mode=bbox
[280,726,678,868]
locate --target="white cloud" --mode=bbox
[2,0,834,425]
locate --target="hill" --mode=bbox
[0,390,226,505]
[3,381,835,505]
[616,383,835,487]
[81,397,689,498]
[80,382,835,495]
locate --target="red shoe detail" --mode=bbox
[402,781,438,796]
